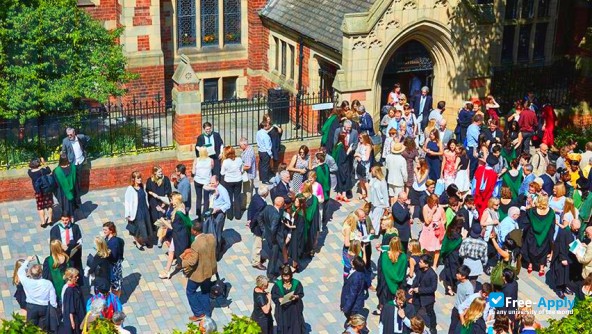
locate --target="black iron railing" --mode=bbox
[201,91,339,147]
[0,98,174,169]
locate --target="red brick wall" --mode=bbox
[133,5,152,26]
[137,35,150,51]
[300,44,310,91]
[173,111,202,146]
[0,145,316,202]
[245,0,270,96]
[122,65,166,102]
[82,0,119,22]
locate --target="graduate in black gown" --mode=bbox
[333,133,354,200]
[287,196,306,269]
[261,197,286,279]
[62,268,86,334]
[251,275,274,334]
[271,265,306,334]
[521,196,555,276]
[53,153,81,219]
[550,225,573,298]
[301,184,321,257]
[380,289,416,334]
[439,217,463,295]
[145,167,172,224]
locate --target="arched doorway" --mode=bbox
[379,40,434,107]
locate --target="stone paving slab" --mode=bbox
[0,185,567,333]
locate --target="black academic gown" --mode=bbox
[54,166,81,217]
[145,177,172,224]
[171,213,191,260]
[304,196,321,256]
[49,224,83,277]
[335,146,354,193]
[288,213,306,264]
[380,302,416,334]
[196,132,223,176]
[550,227,572,289]
[61,285,86,334]
[521,210,555,270]
[271,279,306,334]
[269,126,282,161]
[439,233,462,293]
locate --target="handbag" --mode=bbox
[492,179,503,198]
[210,273,228,300]
[435,179,446,196]
[355,162,366,178]
[241,171,249,182]
[125,218,138,235]
[81,312,91,334]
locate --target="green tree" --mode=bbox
[0,0,137,124]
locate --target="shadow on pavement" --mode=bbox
[120,272,142,304]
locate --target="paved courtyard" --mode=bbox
[0,184,568,333]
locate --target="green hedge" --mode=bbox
[538,297,592,333]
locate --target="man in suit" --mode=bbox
[482,119,503,148]
[333,120,359,155]
[62,127,90,166]
[392,192,411,252]
[540,163,557,196]
[50,215,83,276]
[409,254,438,334]
[413,86,433,130]
[270,170,293,206]
[181,221,217,322]
[260,197,285,279]
[248,185,269,271]
[203,175,230,259]
[437,119,454,146]
[354,209,374,277]
[195,122,224,177]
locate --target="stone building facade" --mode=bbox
[81,0,567,125]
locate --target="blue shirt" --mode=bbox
[519,173,535,196]
[466,124,480,148]
[386,118,401,134]
[256,129,272,156]
[212,184,231,213]
[176,176,191,210]
[241,145,257,179]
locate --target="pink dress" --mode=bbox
[442,150,457,185]
[419,206,445,252]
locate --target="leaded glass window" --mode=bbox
[517,24,532,62]
[501,25,515,63]
[204,79,219,101]
[533,23,548,60]
[177,0,196,48]
[223,0,241,44]
[201,0,218,46]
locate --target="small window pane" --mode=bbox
[204,79,219,101]
[201,0,218,46]
[177,0,196,48]
[274,37,279,70]
[533,23,548,60]
[281,41,287,76]
[501,25,515,63]
[537,0,550,17]
[505,0,518,20]
[289,45,295,79]
[517,24,532,62]
[223,0,241,44]
[521,0,535,19]
[223,77,237,100]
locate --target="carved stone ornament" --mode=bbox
[403,0,417,10]
[434,0,447,8]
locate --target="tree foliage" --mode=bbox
[538,297,592,333]
[0,0,137,123]
[1,313,45,334]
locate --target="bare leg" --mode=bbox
[432,250,440,270]
[159,251,175,279]
[46,207,53,224]
[37,209,45,227]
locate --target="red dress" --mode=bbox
[541,105,556,147]
[473,165,498,217]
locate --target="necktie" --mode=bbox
[65,226,71,244]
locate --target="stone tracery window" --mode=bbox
[177,0,197,48]
[201,0,219,46]
[223,0,241,44]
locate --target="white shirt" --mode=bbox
[221,158,244,183]
[18,260,57,307]
[117,325,131,334]
[192,158,213,185]
[71,139,85,165]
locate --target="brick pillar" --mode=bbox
[172,55,201,160]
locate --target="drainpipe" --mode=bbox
[295,35,304,131]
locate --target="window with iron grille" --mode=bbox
[223,0,241,45]
[204,79,219,101]
[201,0,218,46]
[177,0,196,48]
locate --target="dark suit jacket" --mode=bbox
[260,205,282,245]
[500,280,518,311]
[483,128,503,145]
[247,194,267,236]
[540,174,555,197]
[195,132,223,158]
[182,233,217,283]
[457,207,474,234]
[412,95,433,121]
[61,134,90,164]
[340,270,368,315]
[271,181,292,204]
[392,202,411,241]
[333,128,359,153]
[411,268,437,307]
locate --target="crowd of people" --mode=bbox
[18,84,592,334]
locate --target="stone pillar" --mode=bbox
[172,55,201,160]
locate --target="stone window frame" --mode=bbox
[200,76,238,101]
[175,0,247,52]
[269,32,297,86]
[500,0,558,65]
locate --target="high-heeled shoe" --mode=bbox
[527,266,533,274]
[159,270,171,279]
[539,268,545,277]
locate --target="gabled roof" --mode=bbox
[260,0,376,52]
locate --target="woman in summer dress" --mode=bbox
[288,145,312,192]
[442,139,460,186]
[454,145,471,193]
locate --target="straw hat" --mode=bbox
[391,142,404,154]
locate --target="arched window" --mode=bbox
[223,0,241,44]
[201,0,219,46]
[177,0,196,48]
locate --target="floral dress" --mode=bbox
[442,150,458,186]
[290,155,310,192]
